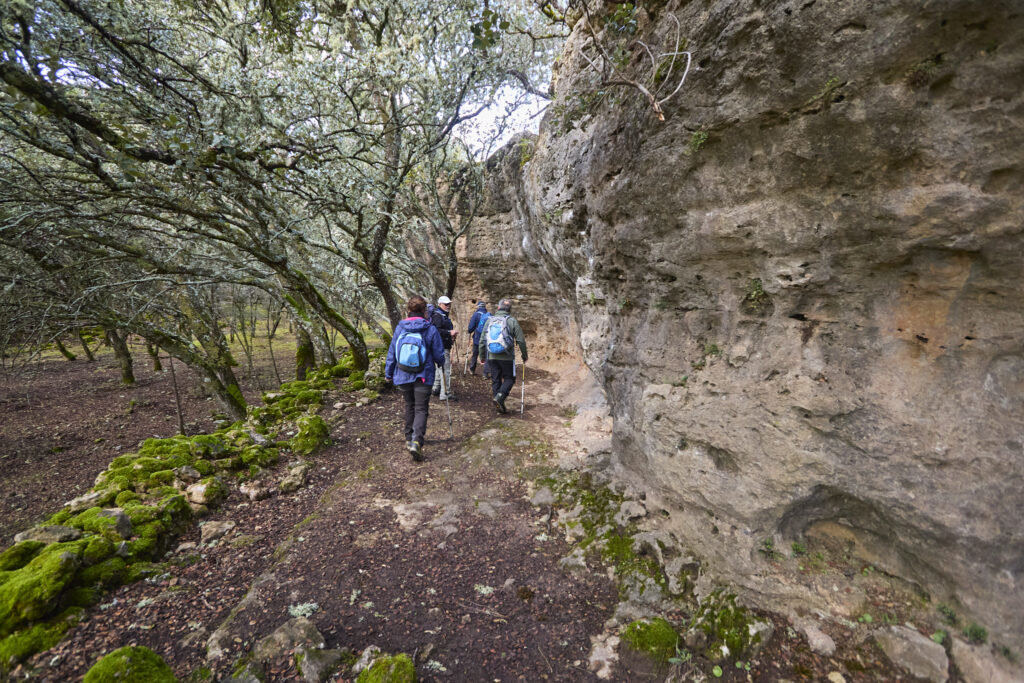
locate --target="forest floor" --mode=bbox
[1,344,958,681]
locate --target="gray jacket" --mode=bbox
[478,310,528,362]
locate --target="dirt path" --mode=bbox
[20,366,621,681]
[5,353,959,682]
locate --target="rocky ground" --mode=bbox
[1,349,1001,681]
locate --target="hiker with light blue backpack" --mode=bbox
[466,300,491,378]
[478,298,528,414]
[384,295,445,461]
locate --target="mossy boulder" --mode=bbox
[0,608,82,676]
[0,542,45,572]
[147,469,176,488]
[290,415,331,455]
[0,542,83,636]
[293,390,323,406]
[186,477,228,506]
[240,446,278,468]
[82,535,116,565]
[187,435,227,459]
[345,380,366,392]
[691,590,763,662]
[78,557,128,588]
[621,617,678,663]
[115,490,141,507]
[356,653,416,683]
[83,645,177,683]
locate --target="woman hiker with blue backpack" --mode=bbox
[478,298,529,414]
[466,300,491,379]
[384,295,446,461]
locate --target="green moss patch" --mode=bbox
[0,542,83,636]
[0,608,82,675]
[692,590,760,662]
[621,617,679,663]
[356,653,416,683]
[0,542,45,572]
[291,415,331,455]
[539,472,667,596]
[83,645,176,683]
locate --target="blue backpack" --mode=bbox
[475,311,491,335]
[486,316,513,354]
[396,330,427,373]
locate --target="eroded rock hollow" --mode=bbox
[457,0,1024,649]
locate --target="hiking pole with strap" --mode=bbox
[521,361,526,416]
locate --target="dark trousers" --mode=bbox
[489,359,516,401]
[469,343,489,376]
[399,382,432,446]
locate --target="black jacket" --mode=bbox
[430,307,455,350]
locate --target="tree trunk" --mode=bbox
[146,344,163,372]
[295,325,315,380]
[77,330,96,361]
[314,323,337,367]
[104,327,135,384]
[54,337,76,361]
[201,366,247,421]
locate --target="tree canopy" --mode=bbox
[0,0,560,416]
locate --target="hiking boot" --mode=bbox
[494,393,508,414]
[408,441,423,462]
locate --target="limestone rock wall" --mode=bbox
[458,0,1024,647]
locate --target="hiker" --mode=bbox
[466,300,491,378]
[478,298,528,414]
[430,295,458,400]
[384,295,445,461]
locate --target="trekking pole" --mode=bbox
[520,361,526,416]
[445,392,454,438]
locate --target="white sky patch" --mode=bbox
[454,85,548,159]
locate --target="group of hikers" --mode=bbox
[384,295,529,461]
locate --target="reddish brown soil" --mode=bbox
[0,343,293,546]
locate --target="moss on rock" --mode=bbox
[291,415,331,455]
[0,542,83,636]
[356,653,416,683]
[115,490,141,507]
[0,608,82,675]
[83,645,177,683]
[78,557,127,588]
[82,535,115,565]
[692,590,760,662]
[621,617,678,663]
[0,542,45,572]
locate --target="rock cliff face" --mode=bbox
[457,0,1024,648]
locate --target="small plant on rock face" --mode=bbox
[741,278,773,316]
[938,603,958,626]
[757,538,780,560]
[688,130,708,154]
[963,622,988,644]
[790,541,807,557]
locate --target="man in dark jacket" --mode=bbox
[385,296,446,461]
[430,295,458,400]
[466,300,491,378]
[478,298,528,414]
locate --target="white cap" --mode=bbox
[437,296,452,305]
